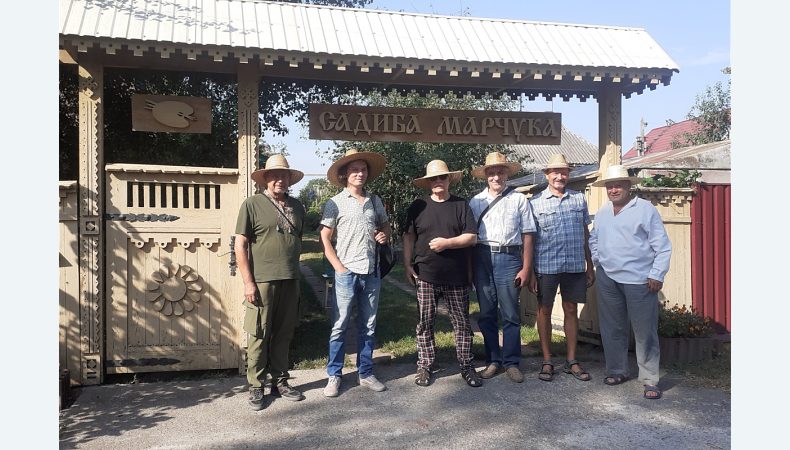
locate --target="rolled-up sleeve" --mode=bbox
[320,199,339,229]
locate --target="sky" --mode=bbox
[268,0,731,196]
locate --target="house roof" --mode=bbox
[513,139,731,190]
[510,125,598,170]
[59,0,678,99]
[623,118,702,158]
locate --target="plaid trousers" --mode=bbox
[416,279,474,370]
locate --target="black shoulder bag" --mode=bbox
[372,195,396,278]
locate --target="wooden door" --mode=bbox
[104,164,243,373]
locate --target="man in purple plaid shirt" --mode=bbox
[528,154,595,383]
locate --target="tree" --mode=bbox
[321,90,530,240]
[59,0,373,180]
[673,67,731,148]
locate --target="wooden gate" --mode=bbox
[104,163,243,374]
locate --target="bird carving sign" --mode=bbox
[131,94,212,134]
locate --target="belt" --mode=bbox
[478,243,522,254]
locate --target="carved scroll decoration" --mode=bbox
[237,65,259,200]
[78,61,104,385]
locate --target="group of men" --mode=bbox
[234,147,672,411]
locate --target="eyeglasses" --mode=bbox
[428,174,449,181]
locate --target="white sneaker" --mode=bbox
[358,374,387,392]
[323,375,341,397]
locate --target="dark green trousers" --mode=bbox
[244,279,300,388]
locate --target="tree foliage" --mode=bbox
[320,91,530,240]
[672,67,731,148]
[59,0,373,180]
[640,169,701,188]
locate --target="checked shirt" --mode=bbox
[529,187,591,274]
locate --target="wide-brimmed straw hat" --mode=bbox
[471,151,522,179]
[326,148,387,188]
[592,165,640,187]
[543,153,570,172]
[413,160,463,189]
[251,154,304,185]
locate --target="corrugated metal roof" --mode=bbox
[509,125,598,169]
[624,118,702,158]
[60,0,678,71]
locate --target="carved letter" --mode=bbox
[462,117,479,135]
[437,116,462,135]
[480,117,495,135]
[353,113,372,136]
[320,112,336,131]
[529,119,542,136]
[393,114,406,133]
[543,119,559,137]
[406,115,422,134]
[374,114,387,133]
[335,113,350,132]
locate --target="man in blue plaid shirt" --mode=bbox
[528,154,595,383]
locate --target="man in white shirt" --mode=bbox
[588,165,672,400]
[469,151,535,383]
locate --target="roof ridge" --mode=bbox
[243,0,647,31]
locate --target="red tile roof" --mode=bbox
[624,119,703,159]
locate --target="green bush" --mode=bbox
[640,169,701,188]
[303,209,322,231]
[658,301,714,338]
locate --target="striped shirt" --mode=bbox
[470,188,536,246]
[320,189,388,275]
[529,187,591,274]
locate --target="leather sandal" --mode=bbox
[643,385,662,399]
[538,361,555,382]
[563,359,591,382]
[604,374,630,386]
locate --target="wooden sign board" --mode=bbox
[132,94,212,134]
[309,104,561,145]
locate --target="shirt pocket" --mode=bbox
[537,209,559,231]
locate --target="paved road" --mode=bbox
[60,354,730,449]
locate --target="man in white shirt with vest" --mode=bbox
[589,165,672,400]
[469,151,536,383]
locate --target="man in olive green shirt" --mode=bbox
[235,154,306,411]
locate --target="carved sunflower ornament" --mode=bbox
[146,263,203,316]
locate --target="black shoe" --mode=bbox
[276,382,304,402]
[415,367,432,387]
[461,367,483,387]
[248,387,265,410]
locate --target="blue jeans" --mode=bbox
[473,246,523,368]
[327,270,381,378]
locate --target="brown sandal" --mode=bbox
[538,361,555,382]
[563,359,591,382]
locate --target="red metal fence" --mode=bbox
[690,183,731,332]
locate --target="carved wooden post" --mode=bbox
[592,86,623,211]
[238,64,259,199]
[77,61,104,385]
[236,63,260,373]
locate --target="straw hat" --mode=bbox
[543,153,570,172]
[251,154,304,185]
[413,160,463,189]
[471,151,523,179]
[592,165,640,187]
[326,148,387,188]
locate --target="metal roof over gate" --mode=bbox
[60,0,679,99]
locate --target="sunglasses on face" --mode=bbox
[428,174,449,181]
